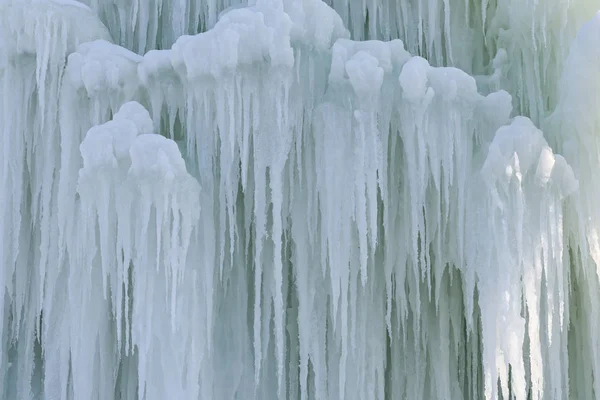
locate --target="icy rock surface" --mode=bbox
[0,0,600,399]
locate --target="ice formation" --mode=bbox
[1,0,600,399]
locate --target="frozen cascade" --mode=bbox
[544,12,600,399]
[68,0,598,126]
[1,0,600,399]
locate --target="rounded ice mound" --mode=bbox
[129,134,188,183]
[345,51,384,98]
[79,120,135,171]
[79,101,152,171]
[399,56,431,102]
[65,40,142,95]
[113,101,154,136]
[138,50,176,85]
[78,100,200,224]
[481,116,578,197]
[399,55,481,106]
[170,2,294,81]
[427,67,477,102]
[329,38,410,91]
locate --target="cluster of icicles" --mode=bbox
[1,0,600,399]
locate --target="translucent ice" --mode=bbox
[0,1,599,400]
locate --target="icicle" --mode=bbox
[2,1,600,399]
[0,2,110,398]
[77,102,201,400]
[544,13,600,399]
[479,117,576,399]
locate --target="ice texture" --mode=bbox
[0,0,598,399]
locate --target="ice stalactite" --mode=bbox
[1,0,599,399]
[0,2,110,398]
[66,103,153,400]
[79,0,247,54]
[57,39,143,249]
[75,0,598,126]
[324,0,489,74]
[544,12,600,399]
[483,0,599,124]
[479,117,577,400]
[319,0,596,126]
[75,101,201,400]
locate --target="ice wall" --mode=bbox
[75,0,597,125]
[0,0,599,399]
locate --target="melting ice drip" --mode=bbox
[0,0,599,399]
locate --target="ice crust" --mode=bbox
[0,0,598,399]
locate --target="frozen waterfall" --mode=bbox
[0,0,599,398]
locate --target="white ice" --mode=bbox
[1,0,600,399]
